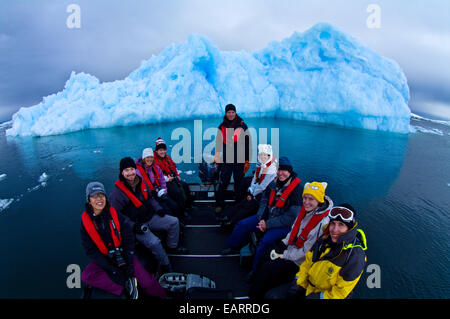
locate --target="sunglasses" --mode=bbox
[329,206,354,222]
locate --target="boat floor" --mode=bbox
[168,202,252,298]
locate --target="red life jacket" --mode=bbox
[136,164,157,191]
[114,178,149,208]
[221,126,243,145]
[254,160,273,184]
[268,177,301,208]
[287,206,330,248]
[154,152,178,177]
[82,207,122,256]
[152,165,161,187]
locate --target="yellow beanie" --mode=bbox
[302,182,327,203]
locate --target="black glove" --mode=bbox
[274,240,287,255]
[156,209,166,217]
[125,264,134,279]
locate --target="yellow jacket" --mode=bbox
[296,224,367,299]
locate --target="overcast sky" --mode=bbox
[0,0,449,122]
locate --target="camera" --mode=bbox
[140,224,149,233]
[108,247,127,268]
[133,222,149,235]
[170,173,180,185]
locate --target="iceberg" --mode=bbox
[5,23,411,136]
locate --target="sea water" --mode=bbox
[0,117,449,298]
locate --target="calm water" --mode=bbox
[0,117,449,298]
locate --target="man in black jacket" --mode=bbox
[214,104,252,214]
[109,157,187,274]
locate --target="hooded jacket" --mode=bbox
[256,173,303,230]
[296,223,367,299]
[248,145,278,197]
[282,196,333,266]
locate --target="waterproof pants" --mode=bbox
[223,195,260,228]
[156,195,181,219]
[216,163,245,207]
[248,258,299,299]
[166,179,192,214]
[136,214,179,266]
[226,214,291,272]
[81,256,166,298]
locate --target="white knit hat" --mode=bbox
[258,144,273,157]
[142,147,154,159]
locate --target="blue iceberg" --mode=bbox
[6,23,411,136]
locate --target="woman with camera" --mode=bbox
[136,147,181,219]
[80,182,166,299]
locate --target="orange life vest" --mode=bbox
[81,207,122,256]
[114,178,149,208]
[268,177,301,208]
[221,126,243,145]
[136,164,161,191]
[287,206,330,248]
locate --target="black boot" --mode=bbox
[246,270,255,283]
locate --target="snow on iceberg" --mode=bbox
[6,23,411,136]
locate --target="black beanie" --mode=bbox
[225,104,236,113]
[120,157,136,172]
[278,156,293,173]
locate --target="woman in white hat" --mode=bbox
[220,144,278,230]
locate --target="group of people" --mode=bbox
[214,104,368,299]
[79,103,367,300]
[80,138,192,299]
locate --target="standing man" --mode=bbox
[214,104,252,214]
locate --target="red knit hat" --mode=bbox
[155,137,167,151]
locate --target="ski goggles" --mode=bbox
[329,206,354,222]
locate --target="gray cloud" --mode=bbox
[0,0,449,121]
